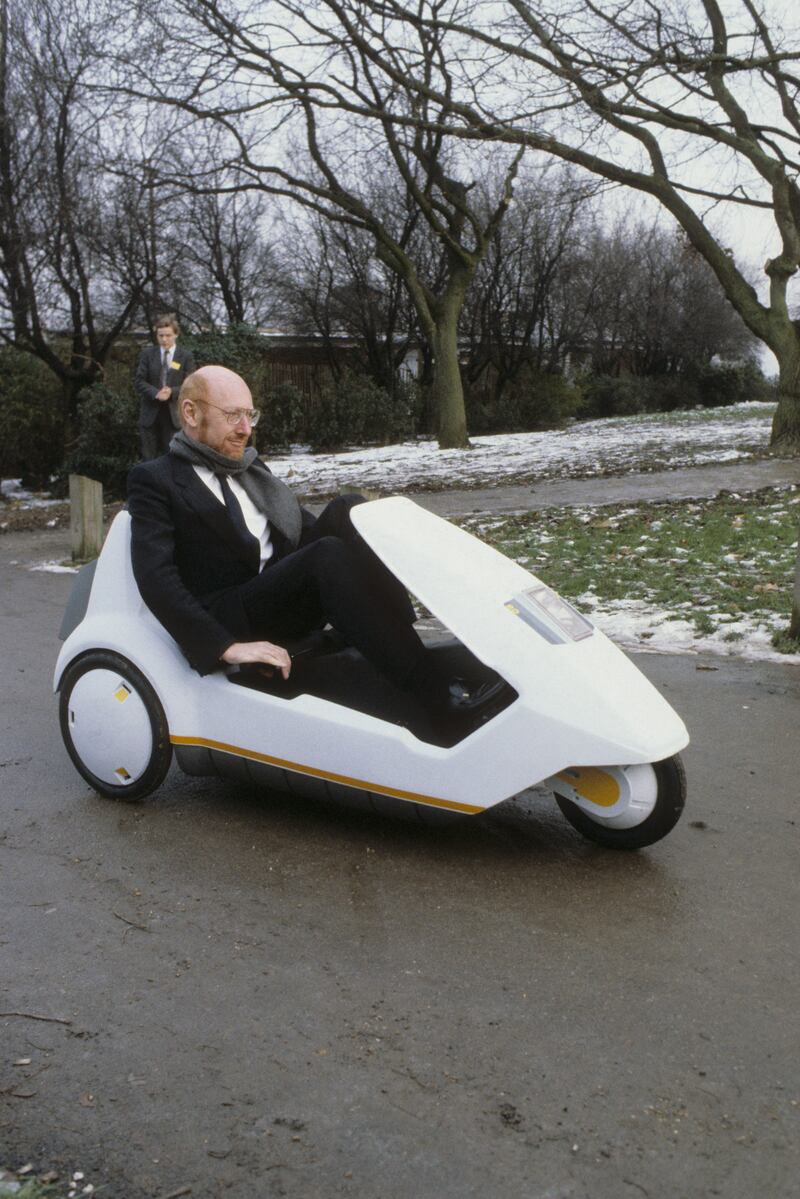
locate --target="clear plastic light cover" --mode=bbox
[506,584,595,644]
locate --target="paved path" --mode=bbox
[408,455,800,517]
[2,457,799,1197]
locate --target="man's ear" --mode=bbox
[181,398,198,430]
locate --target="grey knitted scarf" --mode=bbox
[169,430,302,549]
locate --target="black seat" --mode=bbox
[226,634,513,745]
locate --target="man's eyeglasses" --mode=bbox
[195,399,261,426]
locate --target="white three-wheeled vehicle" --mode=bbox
[55,497,688,849]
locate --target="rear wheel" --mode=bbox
[553,755,686,850]
[59,650,172,800]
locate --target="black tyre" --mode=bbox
[59,650,172,801]
[554,754,686,850]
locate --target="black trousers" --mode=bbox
[236,496,428,692]
[140,404,176,460]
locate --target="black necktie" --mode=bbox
[219,473,260,555]
[160,349,169,387]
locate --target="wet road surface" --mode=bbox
[1,483,799,1198]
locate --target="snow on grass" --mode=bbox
[575,596,800,665]
[4,401,796,664]
[268,402,776,497]
[27,560,79,574]
[1,478,62,507]
[460,487,800,666]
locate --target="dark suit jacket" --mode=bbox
[134,343,196,430]
[127,454,314,674]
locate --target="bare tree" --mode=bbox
[113,0,524,447]
[275,186,421,393]
[343,1,800,449]
[0,0,156,420]
[170,190,280,330]
[565,217,757,377]
[461,168,593,403]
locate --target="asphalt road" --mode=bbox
[1,522,799,1199]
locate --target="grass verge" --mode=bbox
[460,485,800,654]
[0,1179,55,1199]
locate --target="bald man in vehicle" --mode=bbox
[126,365,507,736]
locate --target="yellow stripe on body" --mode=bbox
[170,735,483,814]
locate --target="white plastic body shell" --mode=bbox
[54,499,689,816]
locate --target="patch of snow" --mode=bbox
[580,598,800,666]
[266,403,774,496]
[27,561,79,574]
[6,402,795,666]
[1,478,62,507]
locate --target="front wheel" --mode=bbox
[553,755,686,850]
[59,650,172,801]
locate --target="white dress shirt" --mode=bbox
[192,465,274,568]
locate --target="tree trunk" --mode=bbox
[428,280,470,449]
[770,341,800,453]
[64,374,88,428]
[430,319,469,448]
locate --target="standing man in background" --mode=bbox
[134,315,196,459]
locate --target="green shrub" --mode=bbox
[497,370,582,431]
[577,362,775,419]
[466,368,581,433]
[61,383,139,499]
[181,325,270,394]
[254,380,307,451]
[307,369,417,451]
[577,374,648,419]
[0,349,66,486]
[689,361,775,407]
[578,373,698,417]
[181,324,262,370]
[393,378,426,439]
[643,375,696,412]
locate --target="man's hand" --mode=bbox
[156,386,172,401]
[221,640,291,679]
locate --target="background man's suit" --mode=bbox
[134,344,196,459]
